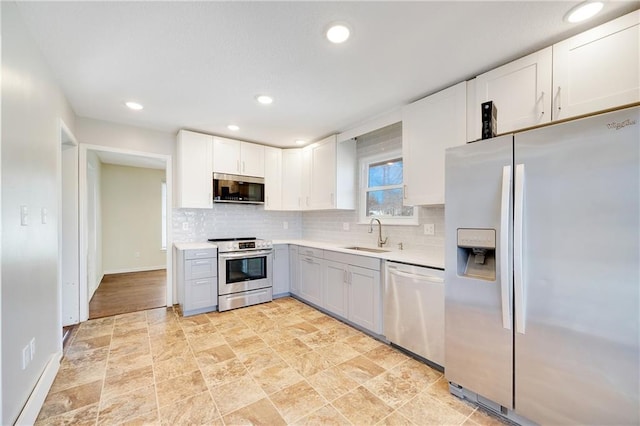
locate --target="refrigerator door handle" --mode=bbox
[500,165,512,330]
[514,163,526,334]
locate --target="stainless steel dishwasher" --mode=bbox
[384,261,445,368]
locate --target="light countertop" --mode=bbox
[273,239,444,270]
[174,240,444,269]
[174,242,217,251]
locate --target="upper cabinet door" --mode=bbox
[240,142,265,177]
[308,135,337,210]
[176,130,213,208]
[552,10,639,121]
[264,146,282,210]
[281,149,303,210]
[212,136,241,175]
[473,47,552,140]
[402,81,467,206]
[213,137,265,177]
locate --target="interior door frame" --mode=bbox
[79,143,173,322]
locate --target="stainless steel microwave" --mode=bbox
[213,173,265,204]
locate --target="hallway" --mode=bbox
[89,269,167,319]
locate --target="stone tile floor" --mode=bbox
[36,297,508,425]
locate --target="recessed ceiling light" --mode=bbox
[565,1,603,23]
[256,95,273,105]
[227,124,239,131]
[326,24,350,44]
[295,139,306,145]
[125,101,143,110]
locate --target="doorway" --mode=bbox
[78,145,173,322]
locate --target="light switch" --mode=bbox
[20,206,28,226]
[41,207,48,224]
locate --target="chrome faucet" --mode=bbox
[369,218,388,248]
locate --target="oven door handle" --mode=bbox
[218,249,273,259]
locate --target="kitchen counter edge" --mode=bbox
[272,239,444,270]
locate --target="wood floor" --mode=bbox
[89,269,167,319]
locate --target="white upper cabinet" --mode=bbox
[264,146,282,211]
[281,148,303,210]
[212,136,265,177]
[552,10,639,121]
[241,142,265,177]
[307,135,336,210]
[176,130,213,208]
[305,135,356,210]
[402,81,467,205]
[472,47,552,140]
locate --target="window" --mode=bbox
[359,150,417,225]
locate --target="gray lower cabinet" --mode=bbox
[273,244,290,297]
[293,245,383,335]
[175,246,217,316]
[323,250,382,334]
[298,248,324,307]
[289,245,300,296]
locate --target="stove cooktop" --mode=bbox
[207,237,256,242]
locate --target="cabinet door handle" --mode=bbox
[242,161,246,172]
[236,159,240,172]
[193,252,210,257]
[194,260,210,265]
[403,185,407,199]
[555,86,562,112]
[540,91,545,117]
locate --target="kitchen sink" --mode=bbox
[343,246,390,253]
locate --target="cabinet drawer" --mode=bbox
[185,277,216,310]
[298,246,323,259]
[185,248,217,260]
[185,258,217,279]
[324,250,381,270]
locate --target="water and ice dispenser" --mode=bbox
[457,228,496,281]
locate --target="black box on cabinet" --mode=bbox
[481,101,497,139]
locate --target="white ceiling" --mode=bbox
[16,1,639,148]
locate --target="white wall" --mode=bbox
[101,164,166,273]
[1,2,76,423]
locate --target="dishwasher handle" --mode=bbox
[387,265,444,283]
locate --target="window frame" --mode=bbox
[358,150,418,225]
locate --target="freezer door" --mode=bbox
[444,135,514,409]
[513,107,639,425]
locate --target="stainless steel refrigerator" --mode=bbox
[444,106,639,425]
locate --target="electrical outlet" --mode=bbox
[182,222,189,231]
[424,223,435,235]
[283,221,289,230]
[30,338,36,360]
[342,222,350,231]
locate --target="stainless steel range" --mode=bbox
[209,237,273,312]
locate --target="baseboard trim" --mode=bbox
[15,351,62,425]
[103,265,166,275]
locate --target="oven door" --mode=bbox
[218,249,273,296]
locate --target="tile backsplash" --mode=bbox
[172,204,444,252]
[301,206,444,251]
[172,204,303,242]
